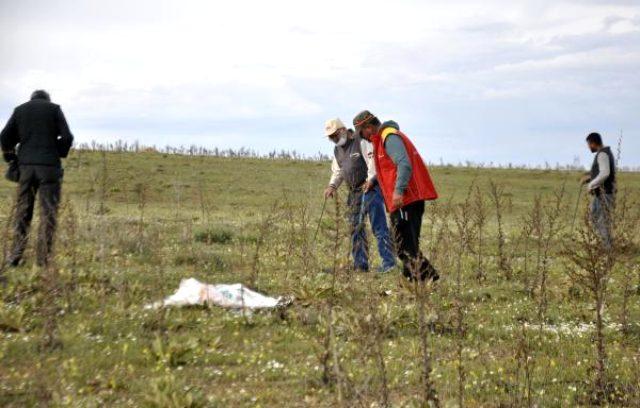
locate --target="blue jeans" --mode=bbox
[348,185,396,271]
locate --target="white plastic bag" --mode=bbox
[145,278,292,310]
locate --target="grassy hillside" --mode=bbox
[0,150,639,407]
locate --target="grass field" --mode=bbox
[0,150,639,407]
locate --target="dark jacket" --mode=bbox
[333,136,369,190]
[0,96,74,167]
[589,146,616,195]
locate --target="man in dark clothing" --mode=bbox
[1,90,74,267]
[353,110,439,281]
[581,132,616,249]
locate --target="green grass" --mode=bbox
[0,150,639,407]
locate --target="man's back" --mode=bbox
[1,96,73,167]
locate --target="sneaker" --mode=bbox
[377,264,396,274]
[6,258,21,268]
[348,263,369,273]
[424,267,440,282]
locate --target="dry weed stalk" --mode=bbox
[514,321,534,408]
[608,190,640,336]
[536,183,566,321]
[409,261,440,407]
[472,186,488,282]
[562,199,618,404]
[452,202,469,407]
[488,180,512,280]
[358,278,391,407]
[249,199,280,287]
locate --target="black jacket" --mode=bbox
[0,97,74,167]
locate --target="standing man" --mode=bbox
[581,132,616,248]
[323,118,396,273]
[352,110,439,281]
[1,90,74,268]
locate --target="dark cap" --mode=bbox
[352,110,378,136]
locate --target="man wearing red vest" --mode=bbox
[353,110,439,281]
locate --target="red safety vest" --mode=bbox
[372,127,438,211]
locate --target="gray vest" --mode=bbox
[590,146,616,195]
[334,136,368,190]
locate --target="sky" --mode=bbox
[1,0,639,167]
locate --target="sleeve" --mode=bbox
[55,106,74,158]
[328,156,343,189]
[384,134,412,195]
[1,110,19,162]
[360,139,377,182]
[588,152,610,191]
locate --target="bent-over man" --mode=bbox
[323,118,396,273]
[353,110,439,281]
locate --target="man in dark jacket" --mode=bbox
[0,90,74,267]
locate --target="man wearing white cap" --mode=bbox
[323,118,396,273]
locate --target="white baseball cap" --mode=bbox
[324,118,346,137]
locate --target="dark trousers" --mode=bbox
[9,165,62,266]
[389,200,439,281]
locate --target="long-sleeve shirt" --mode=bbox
[588,151,610,191]
[384,134,412,195]
[328,138,376,189]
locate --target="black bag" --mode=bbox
[5,160,19,182]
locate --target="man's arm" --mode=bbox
[360,139,377,183]
[588,152,610,191]
[56,106,74,158]
[0,110,19,162]
[328,157,343,189]
[384,134,412,195]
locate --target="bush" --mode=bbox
[194,228,233,245]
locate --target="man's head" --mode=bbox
[586,132,603,153]
[324,118,348,146]
[30,90,51,102]
[353,110,381,141]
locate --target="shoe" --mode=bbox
[377,264,396,274]
[6,258,21,268]
[423,267,440,283]
[403,267,440,283]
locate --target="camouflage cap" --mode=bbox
[352,110,378,136]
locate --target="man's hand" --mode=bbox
[2,150,17,163]
[363,180,374,192]
[324,186,336,199]
[392,192,404,209]
[580,175,591,185]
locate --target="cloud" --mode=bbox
[0,0,638,166]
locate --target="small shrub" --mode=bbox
[0,302,26,333]
[194,228,233,245]
[150,335,197,367]
[174,254,198,266]
[144,373,205,408]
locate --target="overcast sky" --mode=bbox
[1,0,639,167]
